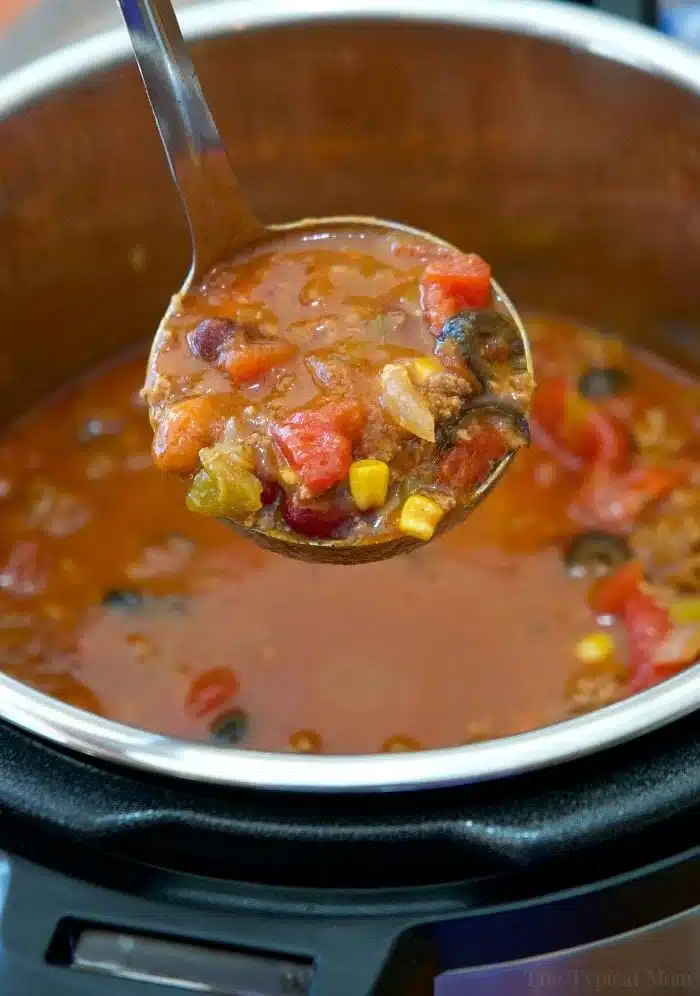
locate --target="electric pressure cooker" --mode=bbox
[3,1,700,993]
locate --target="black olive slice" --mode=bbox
[436,395,530,453]
[209,708,249,745]
[577,367,631,400]
[101,588,144,611]
[564,531,632,578]
[438,310,524,389]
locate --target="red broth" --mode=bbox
[0,316,698,753]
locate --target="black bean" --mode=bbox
[101,588,144,611]
[564,531,632,579]
[577,367,631,400]
[209,708,249,745]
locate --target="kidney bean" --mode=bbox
[282,495,350,538]
[186,318,239,364]
[260,480,282,506]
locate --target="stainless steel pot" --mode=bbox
[2,0,700,793]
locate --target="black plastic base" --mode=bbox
[2,832,700,996]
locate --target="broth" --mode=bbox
[0,316,698,753]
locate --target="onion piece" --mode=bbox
[379,363,435,442]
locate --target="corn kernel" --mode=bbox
[409,356,444,385]
[574,631,616,665]
[348,459,390,510]
[398,494,445,542]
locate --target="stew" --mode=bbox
[146,224,531,545]
[0,316,698,753]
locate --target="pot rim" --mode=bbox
[2,0,700,794]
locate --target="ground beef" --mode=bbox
[567,669,625,714]
[424,372,473,421]
[357,407,403,463]
[491,371,533,408]
[305,356,356,394]
[632,487,700,591]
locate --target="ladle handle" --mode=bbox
[117,0,265,277]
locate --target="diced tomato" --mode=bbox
[588,559,645,616]
[276,427,351,495]
[531,377,630,473]
[285,401,366,440]
[185,667,239,720]
[437,423,510,493]
[579,409,630,473]
[272,401,364,496]
[222,340,297,385]
[575,464,689,532]
[624,591,672,692]
[420,253,492,333]
[588,560,672,691]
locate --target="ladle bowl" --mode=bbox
[124,0,533,565]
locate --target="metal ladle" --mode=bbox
[118,0,534,565]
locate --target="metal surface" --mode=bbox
[117,0,263,275]
[71,930,314,994]
[1,0,700,792]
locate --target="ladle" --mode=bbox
[118,0,534,565]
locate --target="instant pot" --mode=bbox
[3,1,700,993]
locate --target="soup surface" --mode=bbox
[0,317,698,753]
[148,224,530,548]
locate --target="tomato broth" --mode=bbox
[0,316,698,753]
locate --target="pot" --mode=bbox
[2,0,700,794]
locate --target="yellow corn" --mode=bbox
[349,459,390,511]
[574,631,616,665]
[398,494,445,542]
[409,356,443,386]
[670,598,700,626]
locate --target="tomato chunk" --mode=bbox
[185,668,239,720]
[222,340,297,385]
[420,253,492,333]
[437,423,510,493]
[575,464,689,532]
[272,401,365,495]
[588,559,645,616]
[531,377,630,473]
[285,401,366,440]
[587,560,672,691]
[624,591,672,692]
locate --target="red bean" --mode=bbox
[260,480,282,506]
[282,496,350,538]
[186,318,238,364]
[185,667,239,720]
